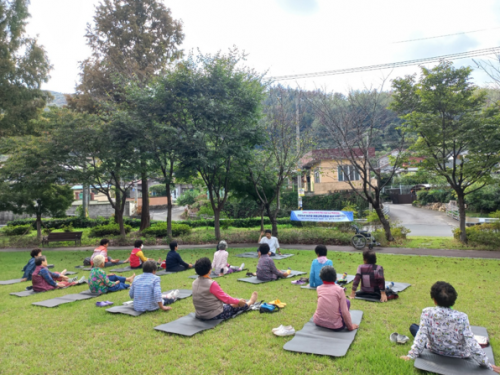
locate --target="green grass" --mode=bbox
[388,236,498,251]
[0,248,499,374]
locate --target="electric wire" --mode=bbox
[393,26,500,44]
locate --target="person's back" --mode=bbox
[350,250,387,302]
[129,272,161,312]
[192,276,223,320]
[212,241,229,275]
[309,245,333,288]
[256,255,277,281]
[32,265,56,292]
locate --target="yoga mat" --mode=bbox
[354,282,411,302]
[65,271,78,275]
[300,274,355,289]
[283,310,363,357]
[235,252,294,260]
[109,266,132,273]
[0,279,24,285]
[10,290,37,297]
[47,264,54,269]
[414,326,495,375]
[188,269,245,279]
[32,290,101,308]
[106,289,193,316]
[156,270,173,276]
[237,270,306,284]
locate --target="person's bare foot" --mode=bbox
[126,273,136,283]
[248,291,258,306]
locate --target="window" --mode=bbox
[338,165,360,181]
[314,169,320,183]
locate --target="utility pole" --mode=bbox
[296,95,302,210]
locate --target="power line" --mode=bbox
[270,46,500,81]
[393,26,500,44]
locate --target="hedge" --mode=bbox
[141,223,192,237]
[2,224,33,236]
[6,217,159,229]
[453,224,500,247]
[176,217,302,228]
[89,224,132,237]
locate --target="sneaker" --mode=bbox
[68,277,78,283]
[291,279,306,285]
[397,334,409,344]
[274,326,295,337]
[96,301,107,307]
[172,289,180,299]
[390,332,398,343]
[77,276,86,284]
[272,325,284,333]
[239,263,245,271]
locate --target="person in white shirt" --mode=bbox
[258,230,281,256]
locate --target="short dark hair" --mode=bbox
[430,281,457,308]
[319,266,337,282]
[194,257,212,276]
[30,248,42,258]
[363,250,376,265]
[100,239,110,246]
[142,260,157,273]
[170,241,178,251]
[264,229,272,234]
[315,245,327,257]
[134,240,143,248]
[35,256,46,266]
[258,243,270,255]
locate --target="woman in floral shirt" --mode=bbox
[88,255,135,294]
[401,281,500,373]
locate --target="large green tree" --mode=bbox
[67,0,184,230]
[391,62,500,243]
[0,0,51,139]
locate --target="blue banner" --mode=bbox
[290,210,354,222]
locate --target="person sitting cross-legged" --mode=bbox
[401,281,500,373]
[212,240,244,276]
[349,250,387,302]
[192,257,258,320]
[21,248,42,282]
[88,255,135,295]
[309,245,333,288]
[129,260,173,313]
[129,240,155,269]
[165,241,192,272]
[256,244,289,281]
[32,256,79,292]
[313,266,358,331]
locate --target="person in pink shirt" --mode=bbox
[313,266,359,331]
[192,257,257,320]
[211,240,244,276]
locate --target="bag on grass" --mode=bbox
[386,289,399,300]
[260,303,280,314]
[83,257,91,266]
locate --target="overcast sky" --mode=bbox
[26,0,500,94]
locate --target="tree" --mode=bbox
[67,0,184,230]
[310,87,407,241]
[245,87,312,236]
[174,51,266,240]
[0,0,51,139]
[391,62,500,243]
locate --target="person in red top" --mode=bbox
[129,240,155,269]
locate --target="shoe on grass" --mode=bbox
[291,279,306,285]
[390,332,399,343]
[239,263,245,271]
[96,302,107,307]
[274,326,295,337]
[397,334,409,344]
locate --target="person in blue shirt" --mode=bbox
[165,241,192,272]
[21,248,42,282]
[309,245,333,288]
[129,260,174,313]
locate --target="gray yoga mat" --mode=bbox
[156,270,173,276]
[106,289,193,316]
[0,279,24,285]
[10,290,37,297]
[414,326,495,375]
[32,290,101,308]
[188,269,245,279]
[237,270,306,284]
[300,274,355,289]
[283,310,363,357]
[110,266,133,273]
[235,252,294,260]
[354,281,411,302]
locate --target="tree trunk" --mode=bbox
[114,187,126,237]
[457,192,467,244]
[374,205,393,241]
[260,205,265,232]
[36,214,42,241]
[264,203,279,237]
[213,208,221,241]
[166,181,172,238]
[140,170,150,230]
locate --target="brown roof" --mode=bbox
[300,148,375,168]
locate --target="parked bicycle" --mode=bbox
[351,224,380,250]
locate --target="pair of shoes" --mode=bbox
[163,289,179,300]
[390,332,409,344]
[273,325,295,336]
[269,299,286,308]
[68,276,78,283]
[77,276,87,284]
[291,278,308,285]
[96,301,113,307]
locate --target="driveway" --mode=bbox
[388,204,458,237]
[150,205,186,221]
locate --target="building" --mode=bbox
[300,148,376,195]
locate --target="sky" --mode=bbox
[26,0,500,94]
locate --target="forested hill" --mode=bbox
[48,91,68,107]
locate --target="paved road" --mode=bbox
[150,205,186,221]
[389,203,458,237]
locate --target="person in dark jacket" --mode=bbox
[165,241,192,272]
[21,248,42,282]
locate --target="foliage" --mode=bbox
[141,223,192,237]
[6,217,151,229]
[176,189,201,206]
[177,217,301,229]
[0,0,51,139]
[1,224,32,236]
[465,184,500,213]
[149,185,167,197]
[302,192,368,213]
[416,189,453,205]
[453,224,500,247]
[391,61,500,243]
[89,224,132,238]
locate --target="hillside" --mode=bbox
[48,91,68,107]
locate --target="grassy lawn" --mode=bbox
[387,236,498,251]
[0,248,498,374]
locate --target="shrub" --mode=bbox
[141,223,192,237]
[2,224,33,236]
[453,224,500,246]
[6,217,149,229]
[417,189,453,205]
[176,189,201,206]
[89,224,132,237]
